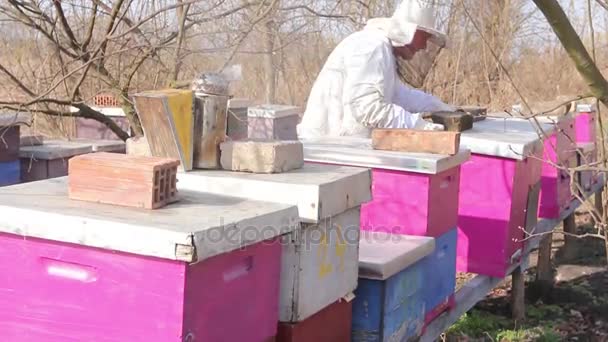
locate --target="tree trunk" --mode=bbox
[264,18,276,104]
[533,0,608,263]
[532,0,608,104]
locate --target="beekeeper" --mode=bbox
[297,0,455,139]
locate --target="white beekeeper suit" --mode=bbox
[297,0,454,139]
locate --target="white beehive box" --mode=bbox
[247,104,301,140]
[227,98,251,140]
[177,163,372,322]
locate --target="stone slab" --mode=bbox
[126,136,152,157]
[220,140,304,173]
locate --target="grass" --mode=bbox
[445,309,563,341]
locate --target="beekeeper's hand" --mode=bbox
[413,117,445,131]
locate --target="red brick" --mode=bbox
[68,152,180,209]
[93,94,120,108]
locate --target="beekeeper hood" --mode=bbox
[365,0,447,49]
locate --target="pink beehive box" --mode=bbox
[574,104,599,194]
[300,137,470,238]
[301,137,470,320]
[0,177,299,342]
[575,104,597,145]
[535,114,577,218]
[175,164,372,323]
[457,118,545,277]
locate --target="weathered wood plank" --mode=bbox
[371,129,460,155]
[132,89,194,171]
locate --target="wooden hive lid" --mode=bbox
[358,231,435,280]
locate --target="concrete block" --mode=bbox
[220,140,304,173]
[126,136,152,157]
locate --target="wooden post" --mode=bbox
[511,266,526,323]
[562,213,578,260]
[595,190,603,218]
[536,233,554,284]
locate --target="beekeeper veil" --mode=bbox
[365,0,448,87]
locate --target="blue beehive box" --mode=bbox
[0,160,20,186]
[352,231,435,342]
[423,227,458,324]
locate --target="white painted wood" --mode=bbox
[301,136,470,174]
[177,164,371,223]
[0,112,31,126]
[459,117,553,160]
[0,177,299,263]
[420,175,606,341]
[279,207,361,322]
[576,142,595,154]
[71,139,126,152]
[71,106,127,117]
[576,104,596,112]
[19,140,93,160]
[248,104,301,119]
[358,231,435,280]
[228,98,252,108]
